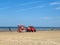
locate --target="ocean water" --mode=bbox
[36,27,60,30]
[0,27,60,31]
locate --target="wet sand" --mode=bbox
[0,30,60,45]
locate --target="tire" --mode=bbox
[34,30,36,32]
[26,30,28,32]
[31,30,33,32]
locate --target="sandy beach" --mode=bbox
[0,30,60,45]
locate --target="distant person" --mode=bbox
[9,27,12,32]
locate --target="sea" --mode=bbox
[0,27,60,31]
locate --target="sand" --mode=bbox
[0,31,60,45]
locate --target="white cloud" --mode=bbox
[56,7,60,10]
[40,17,52,20]
[17,1,41,6]
[16,5,45,12]
[39,17,60,20]
[49,2,60,10]
[0,7,10,10]
[50,2,60,5]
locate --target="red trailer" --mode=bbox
[26,26,36,32]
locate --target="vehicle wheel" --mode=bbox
[26,30,28,32]
[34,30,36,32]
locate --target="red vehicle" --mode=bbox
[26,26,36,32]
[17,25,25,32]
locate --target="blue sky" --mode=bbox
[0,0,60,27]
